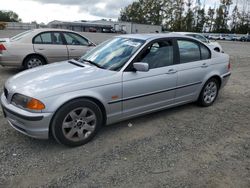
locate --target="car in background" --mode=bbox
[175,32,223,52]
[208,34,220,40]
[239,35,250,42]
[0,29,95,69]
[1,33,231,146]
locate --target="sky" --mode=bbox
[1,0,246,24]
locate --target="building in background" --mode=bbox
[2,20,162,34]
[3,22,37,30]
[90,20,162,34]
[47,20,112,32]
[48,20,162,34]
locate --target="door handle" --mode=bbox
[69,49,76,51]
[37,48,44,50]
[166,69,177,74]
[201,63,208,68]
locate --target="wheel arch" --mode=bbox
[196,74,222,101]
[22,53,48,67]
[48,96,107,138]
[208,75,222,89]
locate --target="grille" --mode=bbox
[4,87,8,99]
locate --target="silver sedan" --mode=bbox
[1,33,231,147]
[0,29,95,69]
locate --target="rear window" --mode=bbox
[178,40,201,63]
[11,30,33,41]
[200,44,211,60]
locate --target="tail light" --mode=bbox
[0,44,6,51]
[228,61,231,71]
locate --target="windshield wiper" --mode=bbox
[81,58,103,69]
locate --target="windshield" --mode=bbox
[79,37,145,71]
[11,30,33,41]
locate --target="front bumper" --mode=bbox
[1,94,53,139]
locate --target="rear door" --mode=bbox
[33,31,68,63]
[122,39,178,118]
[174,39,211,103]
[62,32,92,60]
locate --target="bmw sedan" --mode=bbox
[0,29,95,69]
[1,33,231,147]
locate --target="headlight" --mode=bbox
[11,94,45,110]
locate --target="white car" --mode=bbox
[175,32,223,52]
[0,29,95,69]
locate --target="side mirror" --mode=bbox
[133,62,149,72]
[88,42,96,47]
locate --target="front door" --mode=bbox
[62,32,91,60]
[122,39,177,118]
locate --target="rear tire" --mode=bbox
[51,99,103,147]
[198,78,219,107]
[23,55,45,69]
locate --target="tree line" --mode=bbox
[119,0,250,34]
[0,10,21,22]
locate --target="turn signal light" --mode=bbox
[27,98,45,110]
[0,44,6,51]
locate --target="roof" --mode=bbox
[117,33,194,41]
[173,32,204,36]
[31,28,79,33]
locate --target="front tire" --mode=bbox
[198,78,219,107]
[51,99,103,147]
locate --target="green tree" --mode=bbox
[0,10,21,22]
[172,0,185,31]
[195,8,206,32]
[207,7,215,32]
[184,0,194,32]
[119,0,249,34]
[119,0,169,25]
[214,6,227,32]
[231,5,240,33]
[119,1,147,24]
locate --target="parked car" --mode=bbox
[175,32,223,52]
[88,27,97,32]
[239,35,250,42]
[0,29,95,69]
[1,33,231,147]
[208,34,220,40]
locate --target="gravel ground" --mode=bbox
[0,33,250,187]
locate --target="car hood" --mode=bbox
[5,60,118,98]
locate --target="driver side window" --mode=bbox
[138,40,174,69]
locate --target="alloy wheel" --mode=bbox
[62,107,97,142]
